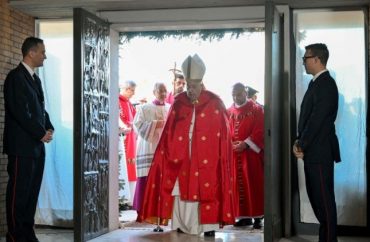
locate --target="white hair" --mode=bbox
[120,80,136,89]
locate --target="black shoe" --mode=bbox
[27,234,40,242]
[176,228,184,233]
[253,218,263,229]
[25,228,39,242]
[234,218,253,227]
[204,230,215,237]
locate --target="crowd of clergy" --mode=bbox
[118,54,264,237]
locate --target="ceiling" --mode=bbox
[9,0,369,20]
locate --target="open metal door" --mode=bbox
[264,1,284,241]
[73,8,110,242]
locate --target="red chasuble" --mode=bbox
[119,95,137,181]
[228,101,264,217]
[138,90,236,226]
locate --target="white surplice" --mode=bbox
[133,103,170,178]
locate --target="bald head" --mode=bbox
[232,82,247,106]
[233,83,246,92]
[153,82,167,102]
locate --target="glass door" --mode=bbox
[293,9,368,233]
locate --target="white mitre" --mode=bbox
[181,54,206,82]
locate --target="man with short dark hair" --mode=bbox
[165,73,186,104]
[293,43,341,242]
[4,36,54,242]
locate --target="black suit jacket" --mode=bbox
[297,71,341,163]
[3,63,54,158]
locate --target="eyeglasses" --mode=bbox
[302,56,316,62]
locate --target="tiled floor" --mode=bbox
[0,224,263,242]
[89,227,263,242]
[1,228,369,242]
[89,210,264,242]
[0,211,368,242]
[0,210,264,242]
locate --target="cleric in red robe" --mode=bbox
[228,82,264,229]
[138,54,235,237]
[119,80,138,203]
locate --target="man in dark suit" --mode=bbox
[3,37,54,242]
[293,43,341,242]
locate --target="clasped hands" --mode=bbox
[232,140,248,153]
[292,140,304,159]
[41,129,54,143]
[119,126,132,135]
[119,123,132,135]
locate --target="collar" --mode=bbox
[21,61,35,78]
[152,99,165,106]
[312,69,328,81]
[234,100,247,108]
[119,94,129,102]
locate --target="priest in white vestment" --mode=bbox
[132,83,170,214]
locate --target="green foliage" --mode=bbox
[119,28,264,44]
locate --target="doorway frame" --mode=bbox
[100,5,292,241]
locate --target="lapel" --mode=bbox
[301,79,313,109]
[18,63,44,103]
[299,71,329,125]
[32,73,45,102]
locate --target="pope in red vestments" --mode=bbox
[138,54,235,236]
[228,83,264,228]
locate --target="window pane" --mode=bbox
[37,20,74,226]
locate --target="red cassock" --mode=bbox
[228,101,264,217]
[119,95,137,181]
[138,90,236,226]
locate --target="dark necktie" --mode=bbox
[33,73,40,82]
[32,73,45,103]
